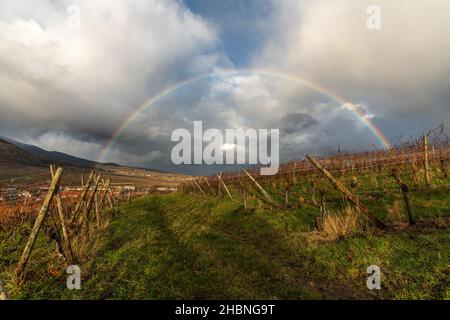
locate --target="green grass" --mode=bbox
[1,192,448,300]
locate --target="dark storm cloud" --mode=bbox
[0,0,449,174]
[0,0,220,163]
[280,113,319,134]
[259,0,450,140]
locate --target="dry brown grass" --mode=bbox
[321,206,366,240]
[387,200,405,223]
[0,200,40,236]
[71,219,110,261]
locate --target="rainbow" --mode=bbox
[96,68,391,163]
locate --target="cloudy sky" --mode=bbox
[0,0,449,174]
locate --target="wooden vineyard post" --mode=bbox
[194,181,205,195]
[310,180,318,206]
[412,159,419,188]
[217,174,234,201]
[203,177,214,195]
[16,166,64,279]
[316,190,326,231]
[97,179,111,224]
[423,135,431,186]
[71,171,95,224]
[94,192,99,225]
[392,170,416,226]
[306,154,386,230]
[50,165,74,265]
[109,189,118,207]
[80,173,101,240]
[242,169,277,207]
[106,192,114,210]
[237,178,248,208]
[44,210,67,262]
[217,172,222,198]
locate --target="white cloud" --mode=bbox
[258,0,450,119]
[1,0,449,171]
[0,0,218,148]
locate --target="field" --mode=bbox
[1,193,448,299]
[0,164,184,187]
[0,136,449,300]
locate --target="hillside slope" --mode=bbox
[0,139,45,166]
[0,136,115,168]
[0,139,49,181]
[0,137,186,185]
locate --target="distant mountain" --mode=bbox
[0,138,45,166]
[0,136,118,168]
[0,137,186,185]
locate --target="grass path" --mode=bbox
[73,195,327,299]
[2,193,448,299]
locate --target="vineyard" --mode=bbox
[0,166,172,299]
[181,131,450,234]
[0,129,449,299]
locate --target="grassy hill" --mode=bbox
[1,193,448,300]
